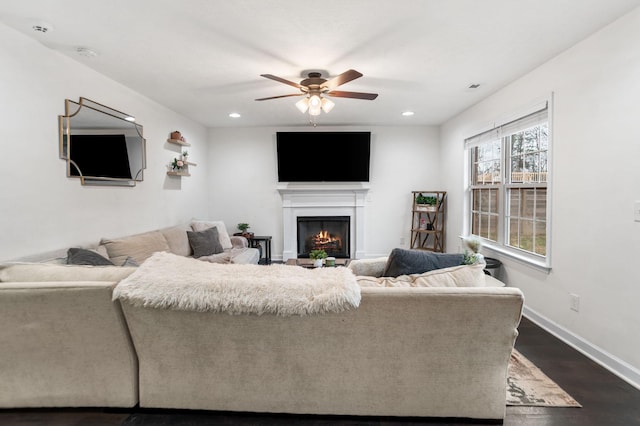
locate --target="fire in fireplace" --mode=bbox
[297,216,350,258]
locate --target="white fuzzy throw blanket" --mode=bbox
[113,252,361,316]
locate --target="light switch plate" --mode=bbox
[635,201,640,222]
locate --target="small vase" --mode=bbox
[313,259,324,268]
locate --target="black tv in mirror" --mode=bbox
[276,131,371,182]
[69,134,133,179]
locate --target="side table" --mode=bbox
[248,235,272,264]
[484,257,502,278]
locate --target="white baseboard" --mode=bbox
[523,306,640,391]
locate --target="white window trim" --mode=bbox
[463,94,554,271]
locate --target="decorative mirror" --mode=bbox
[59,97,146,186]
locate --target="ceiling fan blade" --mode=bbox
[260,74,302,89]
[255,93,305,101]
[326,90,378,100]
[321,69,363,91]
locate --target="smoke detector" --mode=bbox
[32,23,53,34]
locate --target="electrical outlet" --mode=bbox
[400,237,405,245]
[570,293,580,312]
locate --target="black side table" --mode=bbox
[484,257,502,278]
[248,236,272,264]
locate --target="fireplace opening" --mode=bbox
[297,216,350,258]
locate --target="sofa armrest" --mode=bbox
[230,236,249,249]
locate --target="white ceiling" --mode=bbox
[2,0,639,128]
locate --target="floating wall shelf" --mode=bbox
[167,138,190,147]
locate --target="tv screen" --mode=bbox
[69,134,132,179]
[276,132,371,182]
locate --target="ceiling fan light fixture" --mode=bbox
[308,106,322,116]
[321,98,335,113]
[308,95,322,115]
[257,69,377,120]
[309,95,321,108]
[295,97,309,113]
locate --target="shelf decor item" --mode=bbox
[171,158,184,170]
[415,194,438,212]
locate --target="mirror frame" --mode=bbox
[59,97,146,186]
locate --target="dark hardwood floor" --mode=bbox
[1,317,639,425]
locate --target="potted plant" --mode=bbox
[171,157,184,171]
[416,194,438,212]
[309,249,327,268]
[236,223,253,238]
[182,150,189,161]
[462,236,485,265]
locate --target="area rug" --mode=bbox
[507,349,582,407]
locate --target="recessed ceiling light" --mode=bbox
[76,47,98,57]
[229,113,241,118]
[402,111,415,116]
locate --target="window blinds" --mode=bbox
[465,102,548,148]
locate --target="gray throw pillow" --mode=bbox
[381,248,464,277]
[66,247,115,266]
[187,227,224,258]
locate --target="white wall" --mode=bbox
[207,126,441,260]
[441,8,640,385]
[0,23,209,261]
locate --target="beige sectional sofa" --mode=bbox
[121,285,523,419]
[0,240,523,420]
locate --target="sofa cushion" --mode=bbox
[381,248,464,277]
[347,257,388,278]
[187,227,224,258]
[66,248,115,266]
[190,220,233,250]
[160,225,192,257]
[0,263,136,282]
[358,263,487,288]
[100,230,170,265]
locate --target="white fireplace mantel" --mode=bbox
[278,183,369,261]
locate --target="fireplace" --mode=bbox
[297,216,350,258]
[278,183,369,261]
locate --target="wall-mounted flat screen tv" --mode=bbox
[276,131,371,182]
[69,134,133,179]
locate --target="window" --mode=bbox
[466,102,550,267]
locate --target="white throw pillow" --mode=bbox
[411,263,487,287]
[348,257,388,278]
[357,263,488,288]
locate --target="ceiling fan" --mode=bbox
[255,69,378,115]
